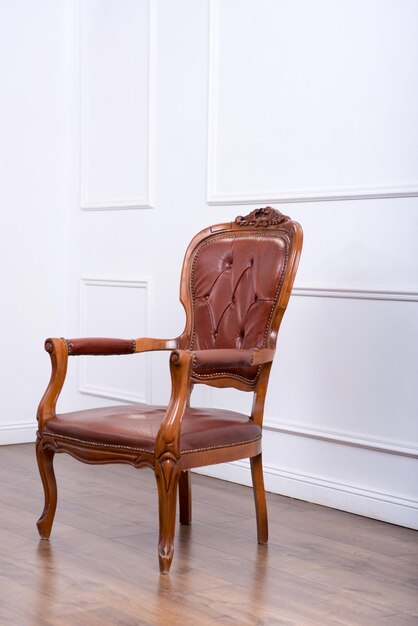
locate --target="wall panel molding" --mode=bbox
[79,278,151,403]
[263,418,418,459]
[207,186,418,207]
[80,0,156,211]
[292,286,418,303]
[207,0,418,206]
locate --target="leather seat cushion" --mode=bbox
[43,404,262,454]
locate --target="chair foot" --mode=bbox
[179,470,192,525]
[158,549,174,575]
[36,436,57,539]
[250,453,268,544]
[155,455,181,574]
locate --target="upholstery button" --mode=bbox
[254,294,258,302]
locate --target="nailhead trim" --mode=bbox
[192,370,259,384]
[42,431,261,455]
[43,431,150,452]
[182,435,261,454]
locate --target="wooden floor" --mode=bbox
[0,444,417,626]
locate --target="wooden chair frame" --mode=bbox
[36,207,303,573]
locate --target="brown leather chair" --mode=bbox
[36,207,303,574]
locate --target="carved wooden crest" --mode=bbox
[235,206,290,228]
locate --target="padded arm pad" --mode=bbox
[66,338,136,356]
[192,348,275,370]
[65,337,179,356]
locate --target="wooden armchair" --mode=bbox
[36,207,303,574]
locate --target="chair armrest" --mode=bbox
[154,347,275,489]
[37,337,180,429]
[66,337,179,356]
[191,348,275,371]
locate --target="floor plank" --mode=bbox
[0,443,417,626]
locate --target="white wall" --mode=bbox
[201,0,418,529]
[2,0,417,529]
[0,1,67,443]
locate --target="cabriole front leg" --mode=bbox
[155,453,181,574]
[36,436,57,539]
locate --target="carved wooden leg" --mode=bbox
[250,453,268,544]
[155,457,181,574]
[36,436,57,539]
[179,470,192,525]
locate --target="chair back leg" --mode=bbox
[178,470,192,525]
[250,453,268,544]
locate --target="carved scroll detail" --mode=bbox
[157,451,179,492]
[235,206,290,228]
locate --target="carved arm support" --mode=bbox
[154,350,194,470]
[37,338,69,430]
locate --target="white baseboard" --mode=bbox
[194,460,418,530]
[0,423,37,445]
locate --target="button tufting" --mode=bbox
[190,232,291,382]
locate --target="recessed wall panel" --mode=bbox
[208,0,418,203]
[80,0,153,209]
[267,291,418,446]
[80,279,150,403]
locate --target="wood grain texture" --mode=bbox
[1,444,417,625]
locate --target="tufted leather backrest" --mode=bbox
[183,207,301,386]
